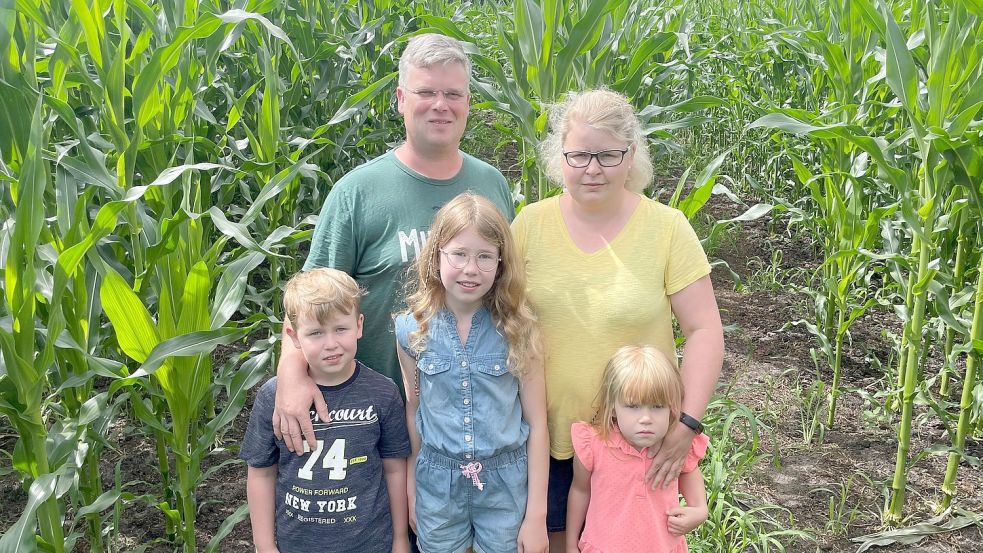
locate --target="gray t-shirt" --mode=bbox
[241,363,410,552]
[303,150,514,393]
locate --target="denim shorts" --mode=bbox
[415,444,528,553]
[546,456,574,532]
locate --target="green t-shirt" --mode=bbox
[304,150,514,392]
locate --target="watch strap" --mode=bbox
[679,411,704,434]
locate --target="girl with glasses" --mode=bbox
[395,193,549,553]
[510,89,723,552]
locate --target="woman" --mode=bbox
[510,89,723,551]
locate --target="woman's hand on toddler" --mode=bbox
[666,504,708,535]
[646,423,693,489]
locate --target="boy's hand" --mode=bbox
[565,543,582,553]
[254,546,280,553]
[516,518,548,553]
[667,504,708,535]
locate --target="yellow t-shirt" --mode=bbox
[511,195,711,458]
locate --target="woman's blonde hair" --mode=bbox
[538,89,653,193]
[592,345,683,439]
[403,192,541,376]
[284,268,366,327]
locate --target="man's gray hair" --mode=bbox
[398,33,472,87]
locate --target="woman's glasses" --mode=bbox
[440,249,500,272]
[561,147,630,168]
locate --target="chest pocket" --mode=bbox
[417,353,450,376]
[475,356,510,377]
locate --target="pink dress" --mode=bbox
[571,422,710,553]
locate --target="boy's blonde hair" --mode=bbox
[404,192,541,376]
[538,89,653,193]
[283,268,366,327]
[593,345,683,439]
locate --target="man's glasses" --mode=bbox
[407,88,469,103]
[440,249,500,272]
[561,147,630,168]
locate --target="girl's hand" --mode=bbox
[391,535,410,553]
[516,518,548,553]
[407,493,417,534]
[645,423,693,489]
[666,504,708,535]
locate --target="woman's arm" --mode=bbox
[517,359,549,553]
[564,454,591,553]
[648,275,723,488]
[667,467,709,535]
[272,318,329,454]
[396,344,422,533]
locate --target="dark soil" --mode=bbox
[1,191,981,552]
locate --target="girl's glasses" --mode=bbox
[562,147,630,168]
[440,249,500,272]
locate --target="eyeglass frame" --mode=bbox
[438,248,500,272]
[561,147,631,168]
[405,87,470,103]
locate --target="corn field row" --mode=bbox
[0,0,980,551]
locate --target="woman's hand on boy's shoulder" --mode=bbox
[666,504,708,535]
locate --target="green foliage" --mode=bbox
[0,0,980,549]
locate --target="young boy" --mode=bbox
[241,268,411,553]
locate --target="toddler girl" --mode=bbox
[566,345,709,553]
[395,192,548,553]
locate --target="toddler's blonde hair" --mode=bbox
[592,345,683,439]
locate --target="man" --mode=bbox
[271,33,514,457]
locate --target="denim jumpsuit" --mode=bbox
[395,307,529,553]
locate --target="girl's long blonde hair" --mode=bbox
[592,345,683,439]
[403,192,542,376]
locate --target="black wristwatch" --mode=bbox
[679,412,704,434]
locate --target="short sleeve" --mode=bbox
[510,210,529,257]
[681,433,709,473]
[664,209,711,296]
[376,378,411,458]
[394,313,417,356]
[571,422,596,471]
[239,378,280,468]
[303,180,357,273]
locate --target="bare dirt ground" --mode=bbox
[2,193,981,552]
[709,195,983,552]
